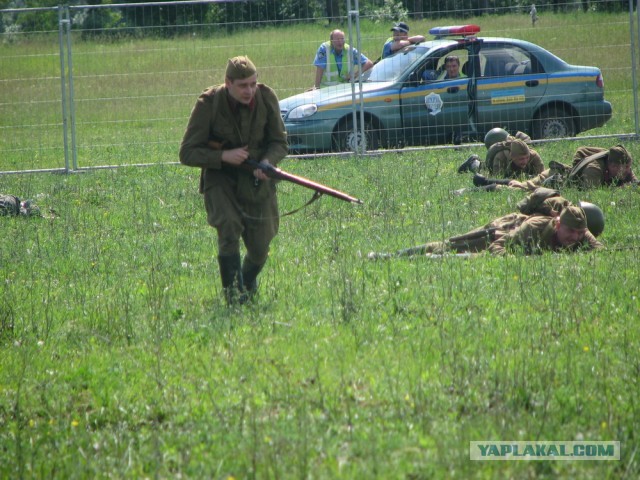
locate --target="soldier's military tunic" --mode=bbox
[390,192,590,257]
[485,139,544,178]
[522,146,638,191]
[179,84,288,264]
[488,215,603,255]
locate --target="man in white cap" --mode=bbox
[381,22,425,59]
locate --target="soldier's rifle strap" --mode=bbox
[567,150,609,180]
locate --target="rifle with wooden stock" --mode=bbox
[207,140,363,206]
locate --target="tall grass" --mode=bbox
[1,10,639,479]
[1,142,639,477]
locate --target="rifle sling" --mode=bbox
[280,191,323,217]
[241,190,324,221]
[568,150,609,180]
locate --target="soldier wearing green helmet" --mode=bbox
[484,127,509,149]
[458,129,543,178]
[368,188,603,259]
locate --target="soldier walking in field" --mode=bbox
[179,56,288,305]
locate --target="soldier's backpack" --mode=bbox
[516,187,569,217]
[0,194,21,216]
[485,140,511,173]
[484,131,533,173]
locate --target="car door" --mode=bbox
[399,48,472,145]
[475,42,548,133]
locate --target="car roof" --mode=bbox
[411,36,570,70]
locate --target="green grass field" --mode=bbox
[1,10,640,479]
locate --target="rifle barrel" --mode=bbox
[245,160,363,204]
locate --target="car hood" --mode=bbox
[280,82,396,113]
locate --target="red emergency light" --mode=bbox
[429,25,481,38]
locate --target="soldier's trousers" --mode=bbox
[203,181,279,266]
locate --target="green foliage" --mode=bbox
[369,0,409,23]
[0,145,639,477]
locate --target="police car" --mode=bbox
[279,25,612,152]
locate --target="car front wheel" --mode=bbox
[533,107,576,139]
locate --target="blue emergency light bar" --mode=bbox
[429,25,481,38]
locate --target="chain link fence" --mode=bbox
[1,0,638,174]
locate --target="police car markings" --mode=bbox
[315,73,597,112]
[316,91,402,111]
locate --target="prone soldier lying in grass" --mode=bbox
[368,189,604,259]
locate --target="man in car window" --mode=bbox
[313,29,373,89]
[381,22,425,59]
[438,55,467,80]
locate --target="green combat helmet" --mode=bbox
[578,201,605,237]
[484,128,509,149]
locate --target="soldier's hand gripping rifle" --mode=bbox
[207,140,363,209]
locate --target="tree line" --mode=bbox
[0,0,630,37]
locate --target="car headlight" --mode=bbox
[287,104,318,120]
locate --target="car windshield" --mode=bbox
[364,46,429,82]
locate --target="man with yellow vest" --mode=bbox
[313,29,373,89]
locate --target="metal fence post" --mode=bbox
[58,6,70,173]
[64,5,78,170]
[634,0,640,137]
[347,0,366,155]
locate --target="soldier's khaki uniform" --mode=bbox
[180,84,288,264]
[523,145,637,191]
[485,139,544,177]
[488,215,602,255]
[376,192,600,258]
[180,56,288,304]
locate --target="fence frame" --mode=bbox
[1,0,639,175]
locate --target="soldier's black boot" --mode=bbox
[218,253,245,306]
[473,173,490,187]
[457,154,481,174]
[242,257,265,299]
